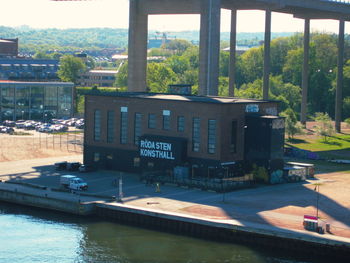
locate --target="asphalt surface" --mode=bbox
[1,155,350,244]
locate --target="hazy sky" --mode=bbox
[0,0,347,33]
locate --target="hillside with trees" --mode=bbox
[1,26,293,55]
[116,34,350,123]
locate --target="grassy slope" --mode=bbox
[285,127,350,174]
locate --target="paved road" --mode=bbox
[1,155,350,243]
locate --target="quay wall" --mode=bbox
[0,188,95,215]
[96,203,350,262]
[0,186,349,261]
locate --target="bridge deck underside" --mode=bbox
[141,0,350,21]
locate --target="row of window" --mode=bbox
[93,108,239,155]
[93,108,221,154]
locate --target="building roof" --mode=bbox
[87,91,275,104]
[0,39,14,43]
[88,70,119,74]
[0,80,74,86]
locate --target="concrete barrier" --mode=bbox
[0,188,95,215]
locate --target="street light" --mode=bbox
[314,183,322,219]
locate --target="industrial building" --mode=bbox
[0,58,60,82]
[78,69,118,87]
[83,91,285,183]
[0,81,74,121]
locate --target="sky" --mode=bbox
[0,0,348,33]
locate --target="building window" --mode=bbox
[120,107,128,144]
[177,116,185,132]
[192,117,200,152]
[134,113,142,145]
[148,113,156,129]
[133,157,140,167]
[163,110,170,130]
[94,152,100,162]
[107,110,115,143]
[231,120,237,153]
[208,119,216,154]
[94,110,101,141]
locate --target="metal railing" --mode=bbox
[322,0,350,4]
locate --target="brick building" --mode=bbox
[84,92,285,182]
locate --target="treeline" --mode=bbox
[0,26,128,53]
[1,26,295,53]
[116,34,350,121]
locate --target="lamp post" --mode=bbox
[118,173,123,203]
[314,183,322,219]
[21,110,24,120]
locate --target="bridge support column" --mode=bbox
[199,0,221,96]
[228,9,237,97]
[335,19,345,133]
[263,10,271,100]
[301,18,310,125]
[128,0,148,92]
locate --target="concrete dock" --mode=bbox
[1,156,350,261]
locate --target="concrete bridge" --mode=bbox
[128,0,350,131]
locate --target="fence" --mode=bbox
[35,131,84,153]
[140,172,255,192]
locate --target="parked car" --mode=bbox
[67,162,81,171]
[2,120,15,127]
[69,177,88,191]
[60,175,88,191]
[15,120,26,129]
[23,121,36,130]
[79,164,94,173]
[0,126,14,134]
[54,161,68,171]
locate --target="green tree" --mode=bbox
[58,55,86,84]
[240,46,264,83]
[33,51,51,59]
[282,48,303,86]
[182,46,199,69]
[115,62,128,87]
[343,97,350,120]
[236,79,263,99]
[314,112,335,142]
[165,56,190,75]
[280,108,301,139]
[147,63,177,93]
[162,39,192,55]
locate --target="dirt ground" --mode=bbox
[0,131,82,162]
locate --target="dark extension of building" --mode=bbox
[0,38,18,57]
[84,90,285,185]
[0,81,74,121]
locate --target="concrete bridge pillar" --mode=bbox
[263,10,271,100]
[301,18,310,125]
[228,9,237,97]
[335,19,345,133]
[198,0,221,96]
[128,0,148,92]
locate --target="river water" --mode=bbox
[0,202,319,263]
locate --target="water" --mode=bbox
[0,202,317,263]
